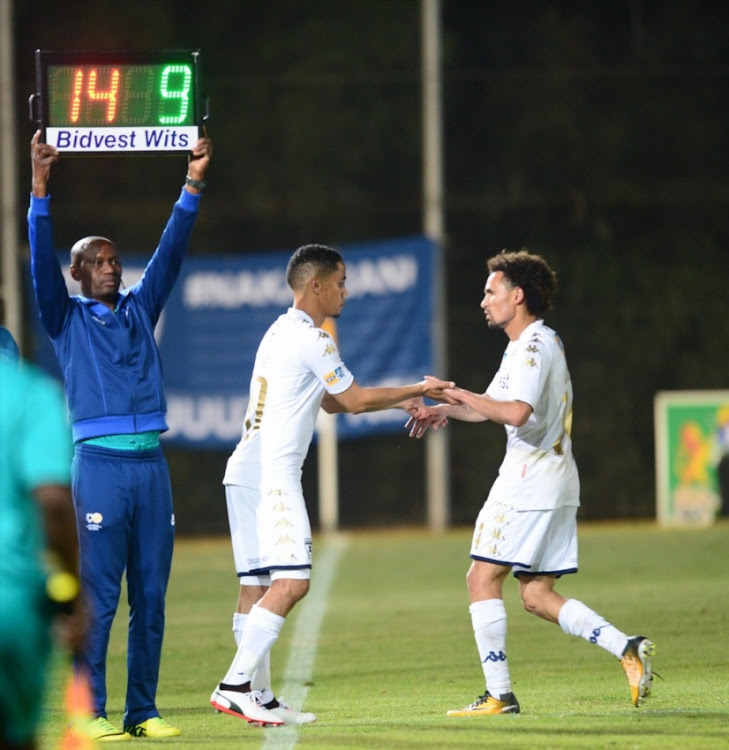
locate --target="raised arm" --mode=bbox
[28,131,70,338]
[31,129,58,198]
[133,135,213,321]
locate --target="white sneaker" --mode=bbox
[209,684,283,726]
[268,697,317,725]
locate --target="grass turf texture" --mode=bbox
[39,521,729,749]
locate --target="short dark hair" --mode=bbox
[487,248,558,316]
[286,244,343,289]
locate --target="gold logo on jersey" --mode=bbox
[523,357,537,368]
[526,344,538,353]
[271,501,291,513]
[274,518,294,528]
[276,533,295,546]
[474,522,484,548]
[323,343,336,355]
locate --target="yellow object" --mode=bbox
[47,571,80,603]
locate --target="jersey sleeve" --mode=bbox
[300,328,354,395]
[507,336,552,409]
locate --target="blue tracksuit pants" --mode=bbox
[71,443,175,726]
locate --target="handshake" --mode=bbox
[402,376,468,439]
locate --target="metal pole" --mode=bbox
[421,0,450,530]
[0,0,22,346]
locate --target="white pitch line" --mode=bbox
[262,533,348,750]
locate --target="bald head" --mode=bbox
[70,236,116,266]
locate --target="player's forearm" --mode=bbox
[349,384,427,414]
[453,390,530,426]
[36,485,80,576]
[440,402,487,422]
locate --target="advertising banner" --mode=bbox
[654,390,729,525]
[30,235,435,448]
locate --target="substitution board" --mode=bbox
[30,49,209,154]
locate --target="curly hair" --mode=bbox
[286,244,343,290]
[487,248,558,316]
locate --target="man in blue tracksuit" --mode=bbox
[28,130,212,741]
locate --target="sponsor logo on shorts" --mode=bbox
[85,512,103,531]
[305,537,313,560]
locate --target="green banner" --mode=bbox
[655,391,729,525]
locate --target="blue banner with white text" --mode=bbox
[30,236,435,448]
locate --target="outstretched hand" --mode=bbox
[30,130,59,197]
[420,375,456,401]
[404,404,449,438]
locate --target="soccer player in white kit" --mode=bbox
[406,249,655,716]
[210,244,454,726]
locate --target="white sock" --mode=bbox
[230,611,273,695]
[558,598,628,658]
[232,612,246,646]
[223,604,285,685]
[470,599,512,696]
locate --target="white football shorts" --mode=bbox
[470,500,579,577]
[225,482,312,583]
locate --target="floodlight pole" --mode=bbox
[421,0,450,531]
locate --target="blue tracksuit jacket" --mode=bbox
[27,187,201,442]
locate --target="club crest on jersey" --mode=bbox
[85,512,103,531]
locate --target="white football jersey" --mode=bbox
[224,308,354,489]
[486,319,580,509]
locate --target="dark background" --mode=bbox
[8,1,729,533]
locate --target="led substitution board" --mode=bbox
[31,49,208,154]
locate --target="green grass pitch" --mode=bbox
[39,521,729,749]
